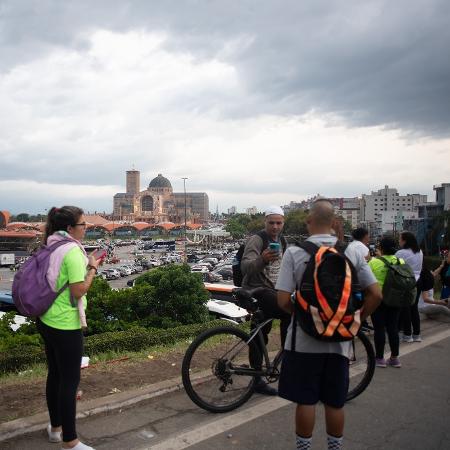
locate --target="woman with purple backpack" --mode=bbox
[37,206,101,450]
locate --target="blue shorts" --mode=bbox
[278,351,349,409]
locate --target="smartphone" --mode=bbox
[269,242,281,253]
[92,248,107,261]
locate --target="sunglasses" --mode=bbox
[73,222,87,228]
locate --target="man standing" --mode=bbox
[241,205,291,395]
[276,199,382,450]
[346,227,371,262]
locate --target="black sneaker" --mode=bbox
[254,379,278,396]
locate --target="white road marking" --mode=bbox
[143,327,450,450]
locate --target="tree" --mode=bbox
[284,210,308,236]
[225,214,250,238]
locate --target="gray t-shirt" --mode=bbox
[275,234,377,357]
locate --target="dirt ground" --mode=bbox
[0,349,186,424]
[0,330,281,424]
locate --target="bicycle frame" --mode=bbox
[226,315,282,379]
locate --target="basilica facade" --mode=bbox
[113,171,209,223]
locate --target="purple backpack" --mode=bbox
[12,239,76,317]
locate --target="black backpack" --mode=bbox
[232,231,287,287]
[377,256,417,307]
[294,241,362,342]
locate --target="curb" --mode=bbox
[0,375,184,442]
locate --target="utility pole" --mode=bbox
[182,177,188,263]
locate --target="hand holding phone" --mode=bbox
[269,242,281,253]
[92,248,107,262]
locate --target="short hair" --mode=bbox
[352,227,369,241]
[309,199,334,227]
[379,236,397,255]
[400,231,420,253]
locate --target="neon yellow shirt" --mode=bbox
[40,246,87,330]
[368,255,405,288]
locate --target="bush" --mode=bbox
[134,264,210,326]
[0,319,234,373]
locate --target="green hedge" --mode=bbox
[0,319,240,374]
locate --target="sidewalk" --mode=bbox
[1,316,449,447]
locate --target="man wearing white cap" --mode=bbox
[241,205,291,395]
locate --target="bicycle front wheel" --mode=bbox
[346,331,375,401]
[182,326,261,413]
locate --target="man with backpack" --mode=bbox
[240,205,291,395]
[276,199,382,450]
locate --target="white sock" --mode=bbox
[327,434,343,450]
[296,434,312,450]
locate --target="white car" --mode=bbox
[206,299,248,323]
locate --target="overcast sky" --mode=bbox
[1,0,449,215]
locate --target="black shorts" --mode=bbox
[278,351,349,409]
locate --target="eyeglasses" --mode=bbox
[268,221,283,225]
[73,222,87,228]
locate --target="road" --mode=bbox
[2,320,449,450]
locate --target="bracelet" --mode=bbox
[87,265,98,274]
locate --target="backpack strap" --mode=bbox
[295,241,319,256]
[377,256,393,268]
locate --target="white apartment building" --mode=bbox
[361,186,427,223]
[227,206,237,215]
[245,206,258,215]
[378,210,419,235]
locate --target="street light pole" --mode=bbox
[182,177,188,263]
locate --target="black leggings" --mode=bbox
[37,319,83,442]
[371,303,401,359]
[400,289,421,336]
[249,288,291,370]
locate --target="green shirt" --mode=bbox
[368,255,405,288]
[40,246,87,330]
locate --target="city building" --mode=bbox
[113,171,209,223]
[228,206,237,215]
[361,185,427,223]
[245,206,258,215]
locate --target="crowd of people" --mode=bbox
[21,203,449,450]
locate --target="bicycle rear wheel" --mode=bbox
[182,326,261,413]
[346,331,375,401]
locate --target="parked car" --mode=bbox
[213,266,233,281]
[102,268,121,280]
[0,290,17,313]
[202,271,223,283]
[191,266,209,274]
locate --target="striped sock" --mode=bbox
[327,434,343,450]
[296,435,312,450]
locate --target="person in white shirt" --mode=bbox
[396,231,424,342]
[346,228,370,262]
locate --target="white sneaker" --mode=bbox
[47,424,62,443]
[61,442,95,450]
[413,334,422,342]
[402,335,414,343]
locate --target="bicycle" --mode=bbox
[182,288,376,413]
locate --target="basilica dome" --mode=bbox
[148,174,172,189]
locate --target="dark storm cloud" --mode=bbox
[1,0,449,137]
